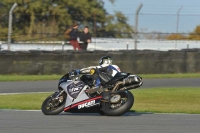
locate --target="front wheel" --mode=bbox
[41,91,66,115]
[101,91,134,116]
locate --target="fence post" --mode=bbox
[0,41,2,51]
[93,12,96,50]
[134,3,143,50]
[62,42,64,51]
[175,6,183,50]
[7,2,17,51]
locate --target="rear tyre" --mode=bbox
[41,91,66,115]
[101,91,134,116]
[98,110,106,115]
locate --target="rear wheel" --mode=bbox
[41,91,66,115]
[101,91,134,116]
[98,110,106,115]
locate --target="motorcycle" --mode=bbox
[41,68,143,116]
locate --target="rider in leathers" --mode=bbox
[71,56,121,95]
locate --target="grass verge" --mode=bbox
[0,93,51,110]
[140,73,200,79]
[0,87,200,114]
[0,73,200,81]
[130,87,200,114]
[0,75,62,81]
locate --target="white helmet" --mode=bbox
[99,56,112,65]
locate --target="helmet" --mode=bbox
[99,56,112,65]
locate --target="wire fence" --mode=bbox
[1,13,200,41]
[1,5,200,51]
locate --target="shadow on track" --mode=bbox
[57,111,153,117]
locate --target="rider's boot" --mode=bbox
[101,89,110,100]
[85,86,104,95]
[86,87,110,101]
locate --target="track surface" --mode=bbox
[0,78,200,133]
[0,78,200,93]
[1,110,200,133]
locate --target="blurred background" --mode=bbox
[0,0,200,51]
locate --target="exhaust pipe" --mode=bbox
[111,76,143,92]
[120,81,143,91]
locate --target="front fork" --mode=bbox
[51,90,65,105]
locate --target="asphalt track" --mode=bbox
[0,78,200,133]
[0,78,200,93]
[1,110,200,133]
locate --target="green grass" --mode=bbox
[0,87,200,114]
[0,93,51,110]
[0,75,62,81]
[0,73,200,81]
[130,87,200,114]
[140,73,200,79]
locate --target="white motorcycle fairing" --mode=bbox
[59,80,102,112]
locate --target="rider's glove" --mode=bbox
[69,70,77,77]
[70,69,80,76]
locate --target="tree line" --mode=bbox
[167,25,200,40]
[0,0,133,41]
[1,0,200,42]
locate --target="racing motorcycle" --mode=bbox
[41,68,143,116]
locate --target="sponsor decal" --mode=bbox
[78,100,96,109]
[64,96,102,111]
[68,86,83,94]
[67,81,85,99]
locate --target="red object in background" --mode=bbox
[70,40,81,50]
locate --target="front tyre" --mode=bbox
[41,91,66,115]
[101,91,134,116]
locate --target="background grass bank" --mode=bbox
[1,87,200,114]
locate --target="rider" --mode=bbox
[70,56,121,95]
